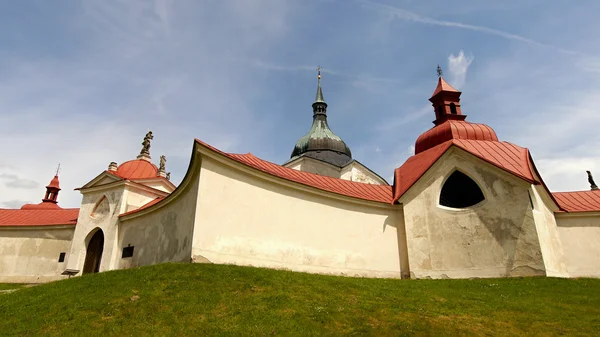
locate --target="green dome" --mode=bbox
[289,73,352,166]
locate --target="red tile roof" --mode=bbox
[392,139,539,203]
[196,139,393,203]
[0,208,79,227]
[415,120,498,154]
[553,190,600,213]
[120,197,165,217]
[115,159,159,179]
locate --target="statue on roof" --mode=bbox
[159,155,166,173]
[166,172,171,180]
[587,170,599,190]
[140,131,153,156]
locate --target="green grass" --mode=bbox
[0,283,25,291]
[1,263,600,336]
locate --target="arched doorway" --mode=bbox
[83,229,104,274]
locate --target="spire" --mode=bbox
[312,66,327,115]
[429,66,465,125]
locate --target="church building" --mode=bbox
[1,70,599,283]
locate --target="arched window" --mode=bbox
[450,103,457,115]
[439,171,484,208]
[437,105,445,116]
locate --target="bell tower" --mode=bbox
[429,65,466,125]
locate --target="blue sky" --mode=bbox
[1,0,599,208]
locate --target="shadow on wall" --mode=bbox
[473,168,545,277]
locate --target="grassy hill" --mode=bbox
[2,263,600,336]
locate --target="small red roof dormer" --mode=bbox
[430,65,465,126]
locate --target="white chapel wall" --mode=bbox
[400,148,546,279]
[192,155,408,279]
[117,172,200,269]
[0,226,75,283]
[555,214,600,277]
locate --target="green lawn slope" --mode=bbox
[2,263,600,336]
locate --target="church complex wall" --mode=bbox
[555,214,600,277]
[0,226,74,283]
[191,155,408,278]
[117,172,199,269]
[400,149,547,279]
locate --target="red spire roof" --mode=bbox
[46,175,60,190]
[431,76,459,98]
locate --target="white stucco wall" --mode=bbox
[0,226,75,283]
[66,188,126,274]
[400,148,546,279]
[117,170,200,269]
[340,161,387,185]
[293,157,341,178]
[192,154,407,278]
[529,184,568,277]
[556,213,600,277]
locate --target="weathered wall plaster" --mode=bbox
[0,226,74,283]
[401,148,546,279]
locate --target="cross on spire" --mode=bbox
[317,65,322,79]
[436,65,443,78]
[55,163,61,176]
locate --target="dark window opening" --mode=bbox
[440,171,485,208]
[58,252,66,263]
[437,105,444,116]
[450,103,457,115]
[122,246,134,258]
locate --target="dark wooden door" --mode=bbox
[83,230,104,274]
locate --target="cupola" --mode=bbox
[21,166,63,209]
[289,67,353,166]
[414,66,499,154]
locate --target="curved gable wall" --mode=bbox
[192,153,409,278]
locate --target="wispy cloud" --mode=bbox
[356,0,585,57]
[447,50,474,89]
[0,173,39,189]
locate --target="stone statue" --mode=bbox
[166,172,171,180]
[587,170,598,190]
[159,155,166,172]
[140,131,153,156]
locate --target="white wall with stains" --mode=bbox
[400,147,547,279]
[0,226,74,283]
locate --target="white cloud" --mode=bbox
[356,0,586,57]
[447,50,474,89]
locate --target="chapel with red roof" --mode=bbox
[1,68,599,283]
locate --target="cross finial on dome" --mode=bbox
[313,65,326,106]
[437,64,443,78]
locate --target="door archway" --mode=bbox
[83,229,104,274]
